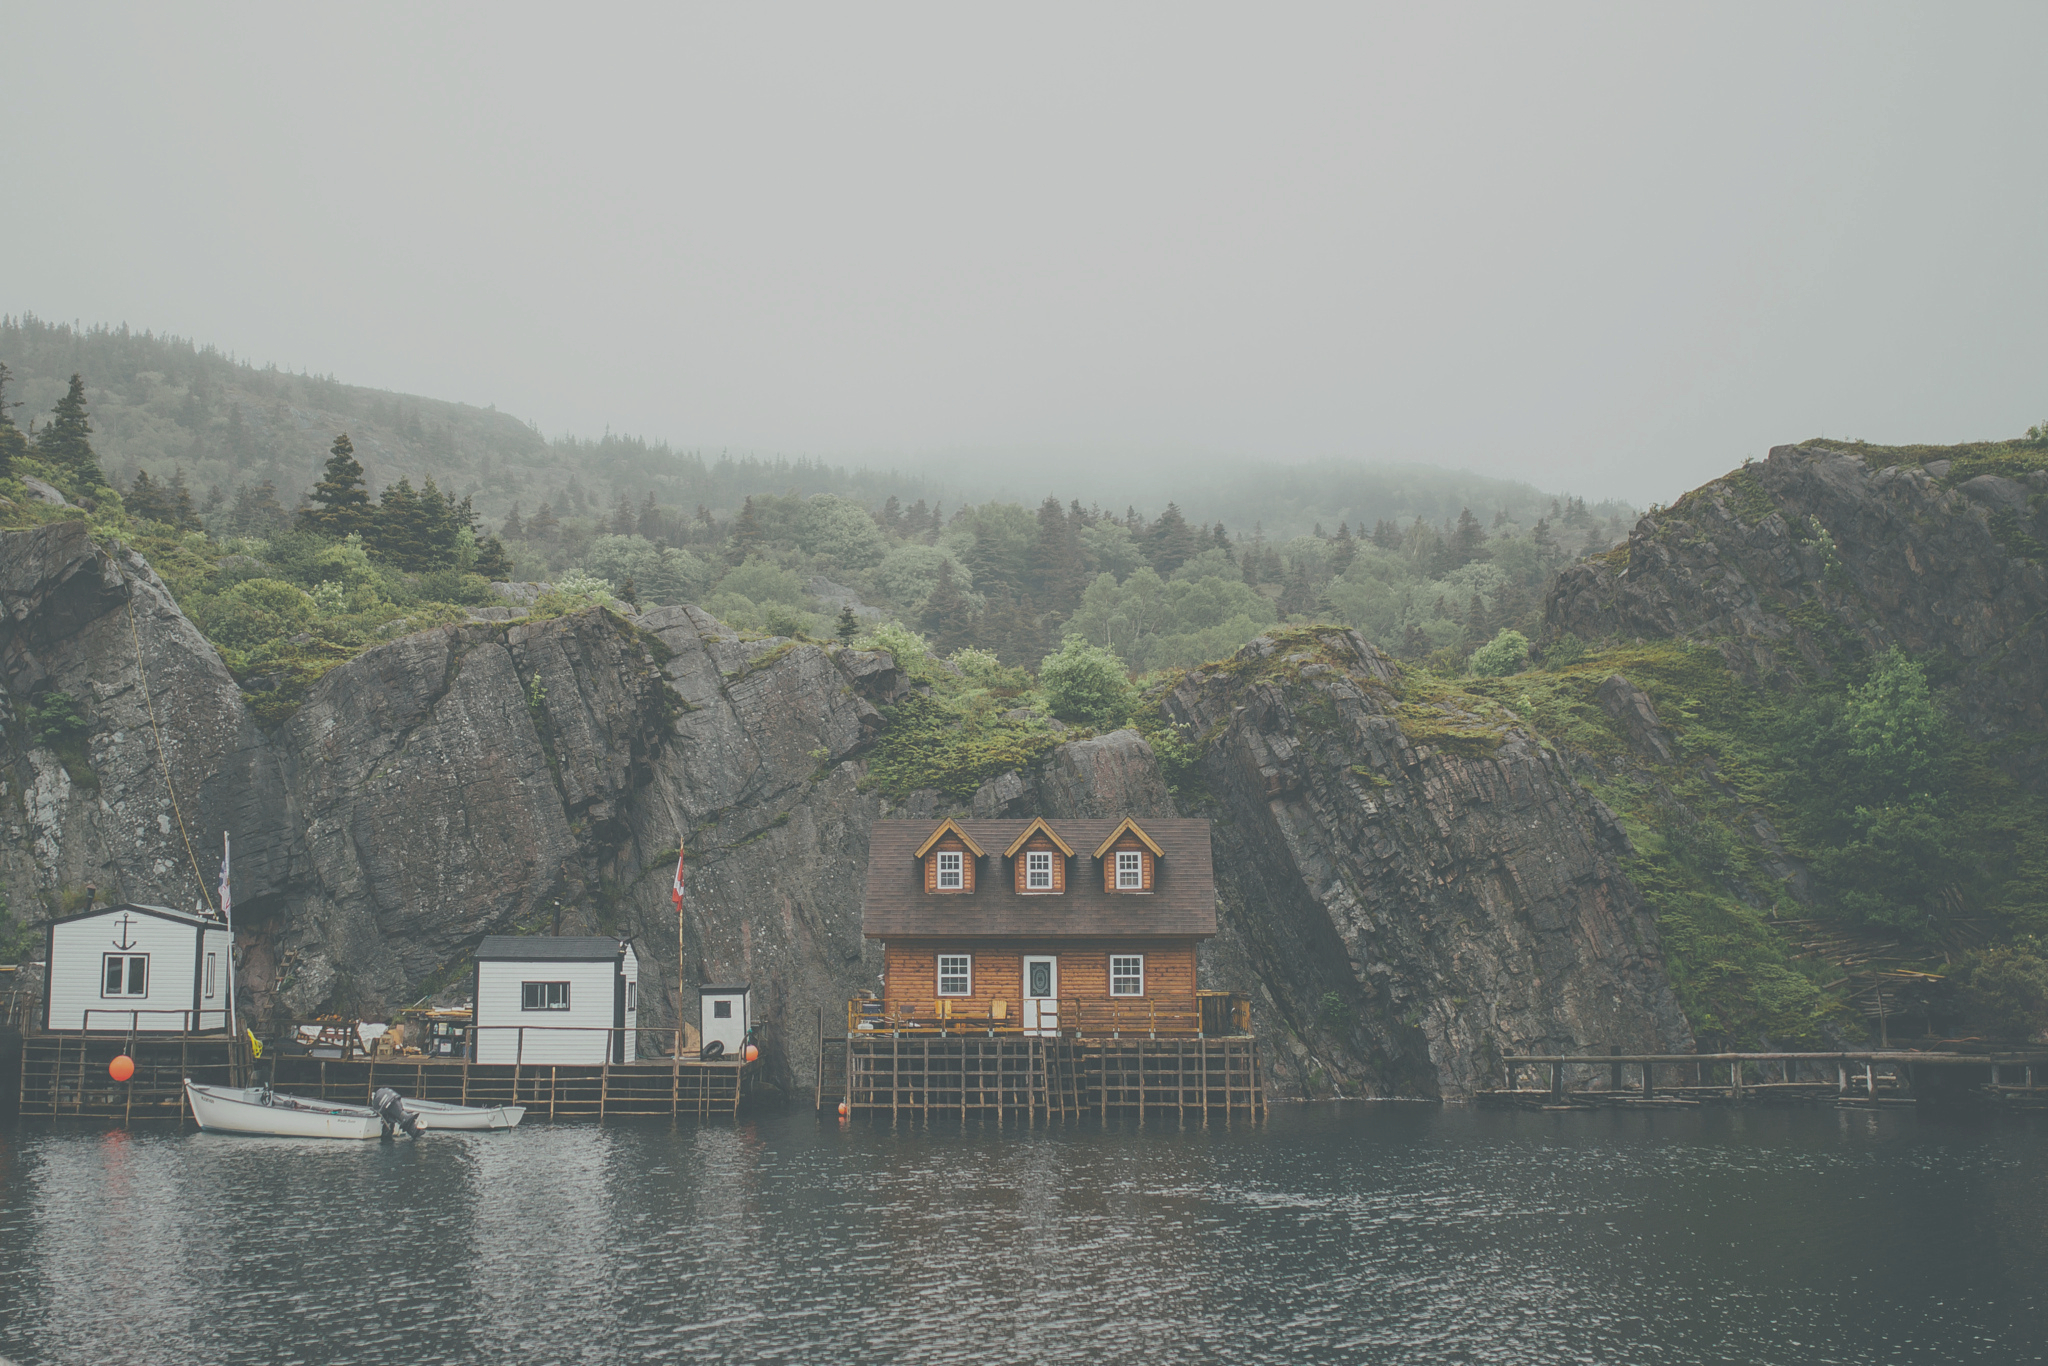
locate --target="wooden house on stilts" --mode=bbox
[822,815,1266,1122]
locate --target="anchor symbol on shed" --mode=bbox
[111,913,138,951]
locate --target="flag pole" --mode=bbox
[672,838,687,1056]
[220,831,238,1042]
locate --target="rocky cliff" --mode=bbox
[1548,442,2048,781]
[0,520,1695,1097]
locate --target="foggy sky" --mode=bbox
[6,4,2045,505]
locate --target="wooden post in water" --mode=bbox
[1610,1045,1623,1093]
[1864,1063,1875,1098]
[1837,1064,1847,1097]
[1550,1060,1565,1103]
[1641,1059,1655,1100]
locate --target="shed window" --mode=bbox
[1111,955,1145,996]
[937,955,972,996]
[102,953,148,998]
[937,851,963,889]
[204,953,217,999]
[1116,851,1143,889]
[522,981,571,1011]
[1026,851,1053,890]
[627,981,638,1011]
[713,999,732,1018]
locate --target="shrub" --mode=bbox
[1038,638,1133,728]
[1468,629,1530,677]
[1947,942,2048,1041]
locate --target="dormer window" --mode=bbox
[937,851,963,889]
[1026,851,1053,889]
[1116,851,1143,889]
[916,818,985,894]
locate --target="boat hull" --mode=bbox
[185,1082,383,1140]
[405,1098,526,1130]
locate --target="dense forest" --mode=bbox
[3,329,2044,1049]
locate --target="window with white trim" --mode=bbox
[937,954,972,996]
[522,981,570,1010]
[102,953,149,998]
[626,981,638,1011]
[937,851,964,889]
[1116,851,1143,889]
[1026,851,1053,890]
[1111,955,1144,996]
[204,952,217,999]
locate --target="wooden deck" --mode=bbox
[819,1027,1268,1122]
[1480,1049,2048,1111]
[14,1033,752,1123]
[268,1054,750,1120]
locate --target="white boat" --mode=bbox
[185,1080,386,1140]
[402,1096,526,1131]
[184,1081,526,1138]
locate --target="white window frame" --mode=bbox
[101,953,149,998]
[937,954,972,997]
[522,981,571,1011]
[204,952,217,999]
[937,850,964,890]
[1026,850,1053,890]
[1111,955,1145,997]
[1116,851,1143,890]
[626,981,638,1011]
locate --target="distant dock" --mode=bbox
[1482,1049,2048,1112]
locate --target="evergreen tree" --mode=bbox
[125,468,172,523]
[1435,507,1487,573]
[1371,518,1401,550]
[612,491,636,538]
[168,468,198,529]
[1144,502,1200,575]
[1401,622,1429,659]
[372,478,427,567]
[836,605,860,645]
[229,479,289,536]
[919,560,975,654]
[1330,521,1357,574]
[1464,593,1488,648]
[1210,522,1233,559]
[529,501,560,541]
[300,434,373,538]
[501,502,524,539]
[0,363,27,478]
[474,536,515,581]
[33,373,109,496]
[880,495,901,531]
[1026,495,1086,611]
[729,496,764,564]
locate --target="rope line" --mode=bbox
[127,592,215,915]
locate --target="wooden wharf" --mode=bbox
[1486,1049,2048,1111]
[15,1027,753,1124]
[817,1002,1268,1122]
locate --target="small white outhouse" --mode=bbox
[43,902,233,1034]
[699,984,750,1058]
[473,936,639,1065]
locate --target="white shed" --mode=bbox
[43,902,233,1034]
[473,936,638,1065]
[699,984,750,1058]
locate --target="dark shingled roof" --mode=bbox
[863,818,1216,940]
[475,935,628,962]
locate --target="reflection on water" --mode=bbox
[0,1105,2042,1364]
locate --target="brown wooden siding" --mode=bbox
[924,836,974,894]
[1100,838,1153,893]
[1011,834,1066,894]
[882,939,1197,1018]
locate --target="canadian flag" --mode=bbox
[671,845,686,910]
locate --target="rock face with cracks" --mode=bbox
[0,522,1695,1098]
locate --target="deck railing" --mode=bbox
[79,1008,230,1034]
[848,990,1252,1039]
[281,1021,750,1065]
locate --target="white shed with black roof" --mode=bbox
[43,902,233,1034]
[473,935,639,1065]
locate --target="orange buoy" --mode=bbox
[109,1055,135,1082]
[837,1101,849,1118]
[743,1044,760,1064]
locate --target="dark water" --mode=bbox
[0,1104,2041,1365]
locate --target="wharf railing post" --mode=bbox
[1642,1059,1655,1100]
[1550,1060,1564,1103]
[1837,1064,1847,1097]
[1865,1063,1875,1098]
[1610,1045,1623,1093]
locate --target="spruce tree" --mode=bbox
[836,605,860,645]
[501,502,524,539]
[473,535,515,581]
[529,501,560,541]
[168,468,198,529]
[126,468,170,523]
[300,434,372,538]
[33,374,109,497]
[919,560,975,654]
[0,363,26,478]
[728,496,763,565]
[372,479,427,569]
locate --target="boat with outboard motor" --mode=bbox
[184,1079,524,1138]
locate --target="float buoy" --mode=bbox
[109,1055,135,1082]
[837,1101,849,1118]
[743,1044,760,1063]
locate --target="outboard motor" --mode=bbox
[372,1086,427,1139]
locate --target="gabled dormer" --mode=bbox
[1093,818,1164,893]
[1002,817,1074,894]
[914,818,986,894]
